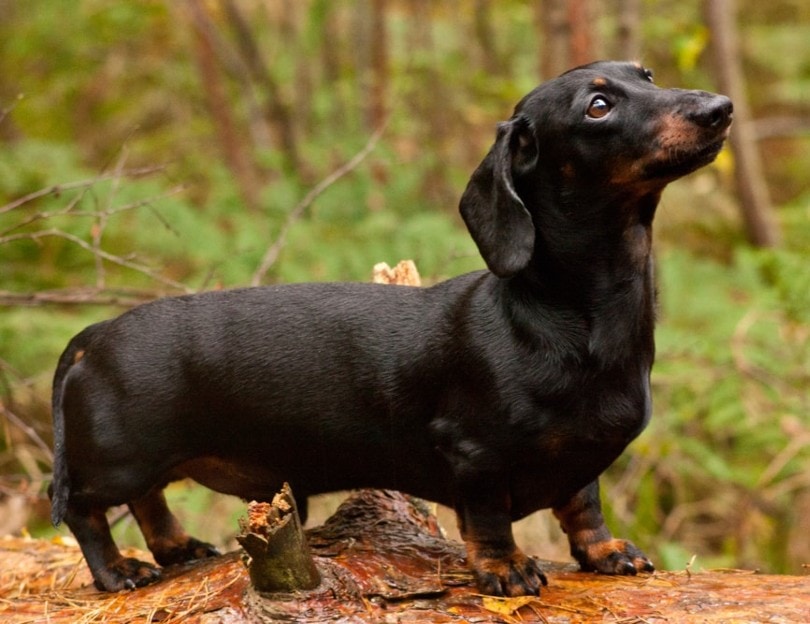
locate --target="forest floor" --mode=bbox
[2,490,809,623]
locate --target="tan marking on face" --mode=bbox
[657,112,694,150]
[73,349,85,364]
[610,112,705,188]
[592,77,607,87]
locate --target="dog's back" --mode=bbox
[51,278,477,513]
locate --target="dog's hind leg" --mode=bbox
[128,488,219,568]
[64,503,161,591]
[553,480,655,576]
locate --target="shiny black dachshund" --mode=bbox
[50,62,732,595]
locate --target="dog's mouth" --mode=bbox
[643,131,729,181]
[636,103,732,182]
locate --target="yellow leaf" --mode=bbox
[481,594,539,616]
[712,146,734,176]
[676,27,709,72]
[51,534,78,547]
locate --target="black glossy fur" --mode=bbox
[50,62,732,595]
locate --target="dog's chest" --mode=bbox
[506,370,651,516]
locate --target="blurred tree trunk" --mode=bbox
[617,0,641,60]
[282,0,315,138]
[368,0,388,129]
[223,0,304,177]
[537,0,570,79]
[351,2,371,118]
[187,1,261,212]
[568,0,595,66]
[319,2,341,85]
[317,1,348,128]
[704,0,780,247]
[474,0,500,74]
[406,0,455,208]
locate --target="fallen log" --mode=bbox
[2,488,810,623]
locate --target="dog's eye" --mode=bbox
[586,97,612,119]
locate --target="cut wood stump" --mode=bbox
[236,483,320,593]
[2,489,810,622]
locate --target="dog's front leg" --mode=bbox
[456,483,547,596]
[553,480,654,575]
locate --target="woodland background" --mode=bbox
[0,0,808,578]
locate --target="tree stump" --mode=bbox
[236,483,320,593]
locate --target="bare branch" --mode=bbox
[0,287,165,308]
[251,123,387,286]
[0,94,23,127]
[1,185,187,239]
[1,228,189,293]
[92,145,132,288]
[2,162,191,304]
[0,166,167,216]
[0,404,53,463]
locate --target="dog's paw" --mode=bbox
[470,549,548,597]
[93,556,162,592]
[575,538,654,576]
[153,536,220,567]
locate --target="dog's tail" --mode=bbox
[49,327,95,526]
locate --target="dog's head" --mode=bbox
[460,61,733,278]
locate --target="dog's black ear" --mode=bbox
[460,116,536,278]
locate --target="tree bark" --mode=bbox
[704,0,780,247]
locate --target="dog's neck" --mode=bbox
[499,192,659,367]
[519,191,659,297]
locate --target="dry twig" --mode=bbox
[0,166,166,216]
[1,164,192,304]
[251,122,387,286]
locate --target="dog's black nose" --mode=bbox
[694,95,733,130]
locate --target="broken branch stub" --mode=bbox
[236,483,321,592]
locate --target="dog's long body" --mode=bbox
[50,62,732,595]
